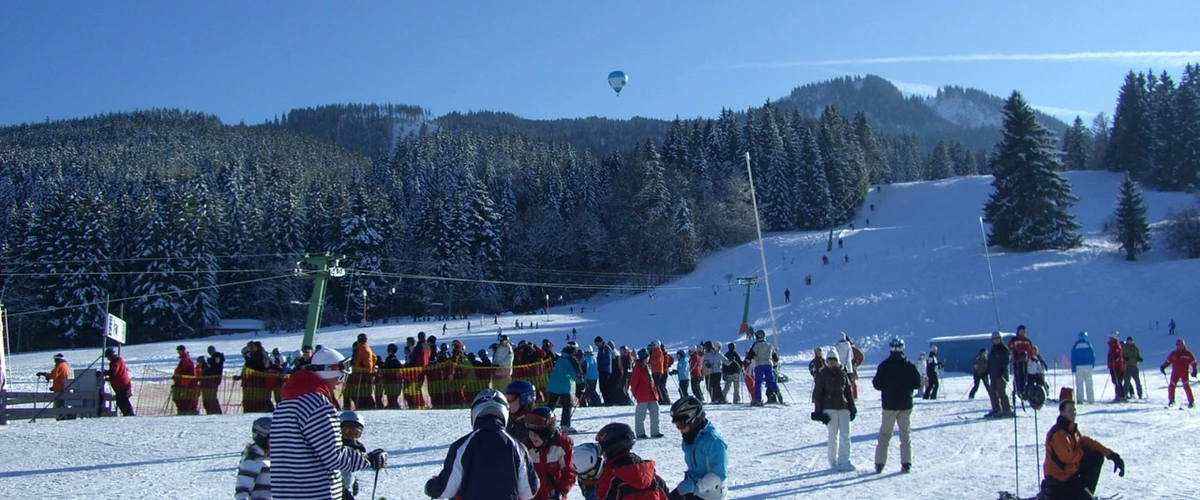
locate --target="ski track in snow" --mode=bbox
[2,171,1199,499]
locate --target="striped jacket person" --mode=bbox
[270,347,385,500]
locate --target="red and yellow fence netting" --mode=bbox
[133,358,554,416]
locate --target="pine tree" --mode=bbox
[1088,113,1110,171]
[1061,116,1091,171]
[1174,64,1200,190]
[1147,71,1179,189]
[1106,72,1153,179]
[756,101,795,230]
[794,123,832,229]
[983,91,1082,251]
[927,141,954,179]
[1112,173,1151,260]
[671,198,698,273]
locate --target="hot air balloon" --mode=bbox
[608,70,628,96]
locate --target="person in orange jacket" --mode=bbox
[351,333,377,409]
[36,353,73,418]
[648,341,670,404]
[1160,338,1198,408]
[1041,400,1124,499]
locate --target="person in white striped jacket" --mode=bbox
[270,346,388,500]
[236,416,273,500]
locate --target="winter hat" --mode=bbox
[594,336,604,344]
[54,353,65,361]
[636,348,650,361]
[930,345,938,353]
[825,348,840,362]
[1078,331,1088,340]
[1126,336,1134,342]
[176,345,187,353]
[105,347,117,358]
[676,350,686,358]
[386,343,398,353]
[727,342,736,352]
[703,340,714,350]
[991,331,1002,340]
[1017,325,1027,334]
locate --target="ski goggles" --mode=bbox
[523,412,555,429]
[341,425,363,440]
[307,362,352,374]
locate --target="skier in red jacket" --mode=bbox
[1106,334,1125,403]
[1007,325,1035,397]
[1160,338,1198,408]
[104,347,135,416]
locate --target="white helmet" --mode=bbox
[573,442,603,479]
[339,410,364,431]
[471,389,509,425]
[309,346,350,379]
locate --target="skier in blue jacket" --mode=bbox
[594,336,613,405]
[1071,331,1096,404]
[668,397,727,500]
[546,344,585,433]
[675,350,692,399]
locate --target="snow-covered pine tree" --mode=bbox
[756,101,795,231]
[1087,113,1110,171]
[853,112,885,185]
[1061,116,1091,171]
[983,91,1082,251]
[927,140,955,180]
[1147,71,1179,189]
[793,123,832,230]
[1112,172,1151,261]
[1174,64,1200,190]
[671,197,698,273]
[1106,72,1153,179]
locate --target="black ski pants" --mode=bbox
[546,392,575,428]
[968,373,988,398]
[1043,450,1104,500]
[113,388,135,416]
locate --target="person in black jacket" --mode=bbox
[813,349,856,471]
[987,331,1013,418]
[968,348,989,399]
[426,389,539,500]
[722,343,745,404]
[872,338,922,474]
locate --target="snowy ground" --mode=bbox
[1,367,1195,499]
[1,171,1198,498]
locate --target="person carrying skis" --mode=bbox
[668,397,728,500]
[872,338,922,474]
[1070,332,1095,404]
[813,349,857,471]
[1120,335,1144,400]
[594,423,670,500]
[747,330,779,406]
[834,333,859,399]
[986,332,1013,419]
[631,348,664,438]
[1008,325,1035,398]
[235,416,272,500]
[968,348,989,400]
[427,389,539,500]
[922,345,943,400]
[522,406,577,500]
[1159,338,1197,408]
[270,346,387,500]
[1041,400,1125,500]
[1105,333,1125,403]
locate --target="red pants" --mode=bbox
[1169,374,1194,405]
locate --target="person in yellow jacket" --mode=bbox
[350,333,377,409]
[1041,400,1125,499]
[36,353,73,418]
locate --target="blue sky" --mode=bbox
[1,1,1197,126]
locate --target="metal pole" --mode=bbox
[745,152,780,351]
[978,217,1003,332]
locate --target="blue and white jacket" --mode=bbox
[583,352,599,381]
[678,421,728,500]
[269,373,371,500]
[425,415,539,500]
[1071,336,1095,373]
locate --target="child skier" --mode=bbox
[573,442,603,500]
[594,423,669,500]
[339,411,366,499]
[235,416,272,500]
[523,406,577,500]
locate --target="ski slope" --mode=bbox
[2,171,1198,499]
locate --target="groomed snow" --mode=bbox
[1,171,1197,499]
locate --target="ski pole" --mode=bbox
[371,468,380,500]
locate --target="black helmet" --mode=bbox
[386,343,398,353]
[104,347,117,358]
[523,406,558,445]
[670,396,705,428]
[595,422,636,459]
[889,338,905,352]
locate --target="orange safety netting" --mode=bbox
[132,358,554,417]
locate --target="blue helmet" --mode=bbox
[1078,331,1088,340]
[505,380,537,407]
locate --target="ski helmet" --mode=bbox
[339,410,364,431]
[505,380,537,408]
[595,422,635,459]
[889,338,905,352]
[309,346,350,379]
[1027,383,1046,410]
[252,416,272,448]
[524,406,558,445]
[471,388,509,426]
[669,396,705,428]
[755,330,766,340]
[573,442,604,479]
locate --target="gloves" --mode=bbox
[1192,368,1197,378]
[1109,452,1125,477]
[1161,368,1167,376]
[849,407,857,421]
[36,372,47,379]
[810,411,831,425]
[367,448,388,470]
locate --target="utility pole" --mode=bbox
[736,276,759,337]
[361,289,368,326]
[296,253,346,349]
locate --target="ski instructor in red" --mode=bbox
[1160,338,1197,408]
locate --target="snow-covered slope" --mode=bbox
[3,172,1199,499]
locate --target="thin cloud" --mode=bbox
[751,51,1200,68]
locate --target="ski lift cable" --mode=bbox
[3,273,295,318]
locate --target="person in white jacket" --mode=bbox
[493,335,515,390]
